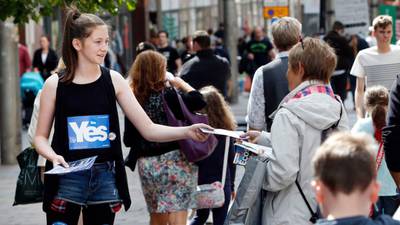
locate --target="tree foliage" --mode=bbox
[0,0,136,24]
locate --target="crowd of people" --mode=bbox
[16,5,400,225]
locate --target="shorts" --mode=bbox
[55,161,120,206]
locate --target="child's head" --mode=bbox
[199,86,236,131]
[61,7,107,83]
[313,132,379,216]
[129,50,166,105]
[364,85,389,131]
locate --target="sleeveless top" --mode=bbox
[43,66,131,212]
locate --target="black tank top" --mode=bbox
[44,66,131,212]
[53,68,115,162]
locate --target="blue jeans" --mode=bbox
[190,184,231,225]
[56,161,120,205]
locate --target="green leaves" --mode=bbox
[0,0,136,24]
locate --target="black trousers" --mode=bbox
[330,73,348,101]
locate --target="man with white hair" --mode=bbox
[247,17,302,132]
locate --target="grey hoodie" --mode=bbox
[258,80,349,225]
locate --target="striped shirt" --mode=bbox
[350,45,400,89]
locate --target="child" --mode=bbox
[34,7,210,225]
[352,86,399,217]
[190,86,236,225]
[313,132,400,225]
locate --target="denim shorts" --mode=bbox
[55,161,121,206]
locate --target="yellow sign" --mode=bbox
[263,6,289,19]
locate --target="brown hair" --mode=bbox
[129,51,166,105]
[373,15,392,31]
[193,30,211,49]
[364,85,389,131]
[272,17,301,51]
[313,132,376,195]
[199,86,237,131]
[61,7,106,83]
[289,37,337,83]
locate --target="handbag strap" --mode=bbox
[173,88,192,120]
[295,180,318,223]
[221,136,230,187]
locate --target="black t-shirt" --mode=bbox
[246,38,273,68]
[158,46,180,74]
[316,215,400,225]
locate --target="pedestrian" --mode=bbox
[32,35,58,80]
[180,30,231,97]
[18,43,31,76]
[383,75,400,187]
[157,30,182,75]
[313,132,400,225]
[350,15,400,118]
[243,26,275,80]
[244,38,349,225]
[180,36,195,64]
[123,50,207,225]
[247,17,301,132]
[190,86,236,225]
[351,86,399,217]
[323,21,355,101]
[34,7,210,225]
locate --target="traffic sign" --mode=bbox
[263,6,289,19]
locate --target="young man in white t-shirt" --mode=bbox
[350,15,400,118]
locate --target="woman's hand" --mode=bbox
[169,77,194,92]
[51,155,69,168]
[186,123,213,142]
[241,130,261,143]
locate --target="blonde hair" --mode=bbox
[288,37,337,83]
[313,132,376,195]
[272,17,301,51]
[364,85,389,131]
[199,86,237,131]
[128,51,166,105]
[373,15,392,31]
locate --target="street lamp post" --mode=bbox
[224,0,239,103]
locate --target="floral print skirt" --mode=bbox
[138,150,198,213]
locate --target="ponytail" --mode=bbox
[371,105,387,131]
[61,7,106,83]
[364,85,389,134]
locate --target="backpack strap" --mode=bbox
[295,180,319,224]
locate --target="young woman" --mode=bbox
[124,50,206,225]
[190,86,236,225]
[34,8,210,225]
[32,35,59,80]
[244,38,349,225]
[352,85,399,217]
